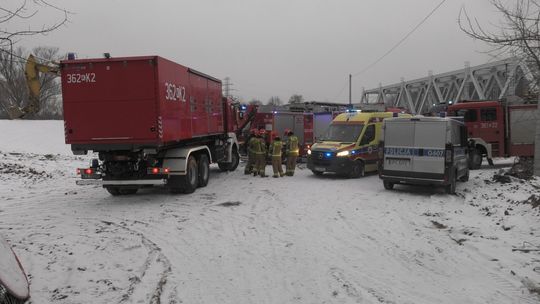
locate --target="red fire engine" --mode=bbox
[447,100,537,169]
[63,56,251,195]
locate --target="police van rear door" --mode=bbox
[412,119,446,174]
[383,119,415,172]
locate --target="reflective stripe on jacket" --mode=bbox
[287,135,299,155]
[270,140,283,157]
[251,137,266,155]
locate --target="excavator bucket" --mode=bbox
[6,106,25,120]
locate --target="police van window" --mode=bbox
[360,124,375,145]
[480,108,497,121]
[455,109,477,122]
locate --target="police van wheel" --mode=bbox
[106,187,121,196]
[349,161,365,178]
[118,188,138,195]
[469,149,482,170]
[383,180,394,190]
[459,170,469,182]
[445,172,457,194]
[198,154,210,187]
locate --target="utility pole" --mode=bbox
[349,74,352,108]
[535,84,540,176]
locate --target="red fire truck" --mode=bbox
[63,56,250,195]
[250,108,342,156]
[447,100,537,169]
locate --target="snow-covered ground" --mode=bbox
[1,120,539,304]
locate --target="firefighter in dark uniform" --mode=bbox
[244,129,258,174]
[254,129,267,177]
[269,135,284,178]
[285,130,299,176]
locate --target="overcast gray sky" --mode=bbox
[16,0,499,104]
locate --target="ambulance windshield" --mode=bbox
[321,124,364,143]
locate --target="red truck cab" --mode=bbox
[447,100,536,168]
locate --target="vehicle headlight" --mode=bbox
[307,149,311,155]
[336,150,350,157]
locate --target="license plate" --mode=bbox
[81,173,102,179]
[314,167,326,172]
[386,158,410,166]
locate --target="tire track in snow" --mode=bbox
[100,220,173,304]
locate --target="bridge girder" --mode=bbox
[360,58,533,114]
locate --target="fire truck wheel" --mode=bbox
[469,149,482,170]
[198,154,210,187]
[349,161,365,178]
[383,180,394,190]
[218,146,239,172]
[182,156,199,194]
[228,146,240,171]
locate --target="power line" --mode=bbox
[353,0,448,77]
[333,0,448,100]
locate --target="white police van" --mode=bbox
[379,116,469,194]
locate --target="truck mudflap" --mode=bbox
[76,179,167,186]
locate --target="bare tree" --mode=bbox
[267,96,282,106]
[0,1,69,51]
[288,94,304,104]
[459,0,540,78]
[0,1,68,118]
[459,0,540,176]
[0,47,27,113]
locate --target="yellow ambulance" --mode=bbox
[307,111,410,177]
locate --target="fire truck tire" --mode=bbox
[383,180,394,190]
[349,161,365,178]
[445,171,457,194]
[469,149,482,170]
[169,156,198,194]
[218,146,240,172]
[183,156,199,194]
[198,154,210,187]
[228,146,240,171]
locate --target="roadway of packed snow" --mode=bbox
[0,120,539,304]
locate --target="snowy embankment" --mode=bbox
[0,120,539,304]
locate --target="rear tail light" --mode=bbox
[76,168,81,175]
[85,168,93,175]
[148,167,170,174]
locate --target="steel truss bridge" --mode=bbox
[360,58,535,114]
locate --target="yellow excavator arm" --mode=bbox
[7,54,60,119]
